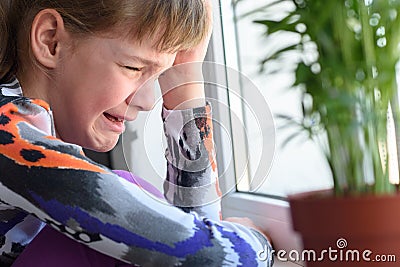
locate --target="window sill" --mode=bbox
[221,192,304,266]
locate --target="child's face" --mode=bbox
[49,36,176,151]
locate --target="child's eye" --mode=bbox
[124,66,143,72]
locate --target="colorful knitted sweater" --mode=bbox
[0,78,273,266]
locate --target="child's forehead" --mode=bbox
[112,24,185,54]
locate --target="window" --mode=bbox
[218,0,333,197]
[208,1,335,265]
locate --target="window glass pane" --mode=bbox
[227,0,333,196]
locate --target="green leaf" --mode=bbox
[254,14,299,35]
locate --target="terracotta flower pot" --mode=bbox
[289,190,400,267]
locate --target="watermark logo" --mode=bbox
[336,238,347,249]
[258,238,397,263]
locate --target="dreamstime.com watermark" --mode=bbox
[258,238,397,263]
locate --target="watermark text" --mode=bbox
[258,238,396,263]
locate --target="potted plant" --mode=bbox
[252,0,400,266]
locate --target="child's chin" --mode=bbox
[82,135,119,153]
[91,140,118,152]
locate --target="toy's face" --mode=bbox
[48,36,176,152]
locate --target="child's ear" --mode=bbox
[30,9,67,69]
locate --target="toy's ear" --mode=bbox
[30,9,68,69]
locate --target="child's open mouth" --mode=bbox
[104,112,124,123]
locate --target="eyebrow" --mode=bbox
[129,55,163,68]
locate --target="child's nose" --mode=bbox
[126,81,155,111]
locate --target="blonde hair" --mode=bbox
[0,0,209,82]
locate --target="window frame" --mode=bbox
[207,1,303,265]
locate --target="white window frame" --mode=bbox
[208,1,304,266]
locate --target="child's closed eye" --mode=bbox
[124,66,143,72]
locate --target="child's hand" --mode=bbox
[159,0,213,110]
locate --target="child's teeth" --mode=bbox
[105,113,122,122]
